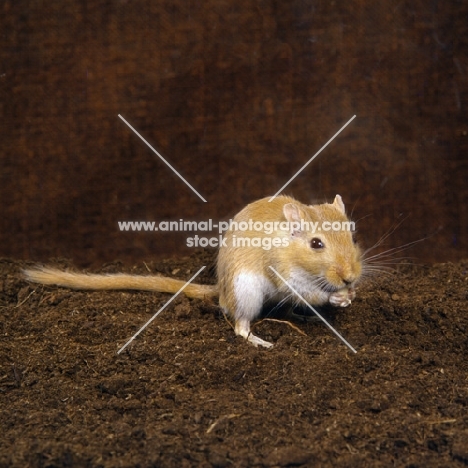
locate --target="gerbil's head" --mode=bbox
[281,195,362,291]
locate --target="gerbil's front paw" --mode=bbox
[329,288,355,308]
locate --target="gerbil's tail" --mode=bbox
[23,266,218,300]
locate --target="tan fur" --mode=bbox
[23,267,218,299]
[218,195,361,309]
[217,195,361,347]
[24,195,362,348]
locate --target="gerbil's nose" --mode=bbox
[336,267,355,285]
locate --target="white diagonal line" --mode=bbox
[268,266,357,353]
[269,115,356,202]
[117,266,206,354]
[118,114,207,202]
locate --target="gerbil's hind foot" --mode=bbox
[235,319,273,349]
[248,334,274,348]
[329,287,356,308]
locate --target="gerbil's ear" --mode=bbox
[333,195,346,214]
[283,203,305,236]
[283,203,305,222]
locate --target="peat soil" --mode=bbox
[1,251,468,467]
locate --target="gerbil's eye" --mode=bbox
[310,238,324,250]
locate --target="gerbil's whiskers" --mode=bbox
[349,194,365,220]
[361,215,409,259]
[363,238,427,263]
[360,221,441,281]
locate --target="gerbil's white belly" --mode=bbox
[233,272,276,320]
[232,269,330,318]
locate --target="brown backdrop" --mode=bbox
[1,0,467,267]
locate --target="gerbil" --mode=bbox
[24,195,362,348]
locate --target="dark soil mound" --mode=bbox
[1,252,468,467]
